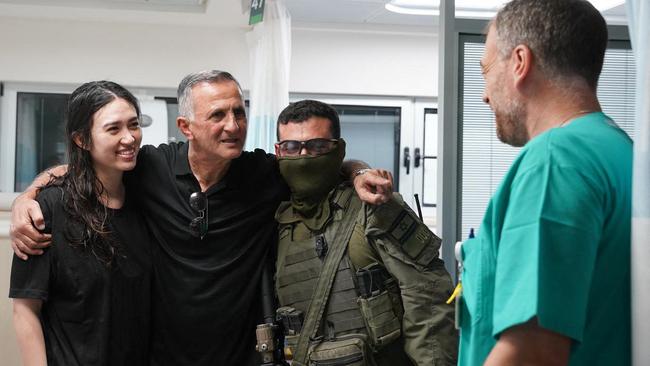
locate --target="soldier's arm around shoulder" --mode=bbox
[362,193,458,366]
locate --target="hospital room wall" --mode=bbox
[0,17,438,97]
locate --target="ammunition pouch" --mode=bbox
[277,306,305,335]
[308,336,372,366]
[356,264,389,298]
[355,264,402,350]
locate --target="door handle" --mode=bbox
[403,147,411,175]
[414,148,421,168]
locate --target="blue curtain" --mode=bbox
[626,1,650,365]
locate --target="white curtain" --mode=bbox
[245,0,291,154]
[626,1,650,365]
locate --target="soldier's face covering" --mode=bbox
[278,139,346,216]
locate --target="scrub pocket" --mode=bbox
[460,237,486,326]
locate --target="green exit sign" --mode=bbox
[249,0,265,25]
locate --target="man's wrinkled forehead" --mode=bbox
[193,81,245,110]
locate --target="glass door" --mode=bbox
[409,100,438,232]
[334,104,401,190]
[14,92,70,191]
[0,82,76,193]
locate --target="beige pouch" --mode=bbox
[308,337,370,366]
[357,291,401,349]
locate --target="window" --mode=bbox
[459,35,636,239]
[14,92,69,191]
[11,90,179,192]
[155,97,185,143]
[334,105,401,191]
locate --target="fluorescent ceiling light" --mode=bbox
[384,0,505,16]
[385,0,627,17]
[589,0,625,11]
[385,0,437,15]
[456,0,505,8]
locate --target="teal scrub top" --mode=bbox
[458,112,632,366]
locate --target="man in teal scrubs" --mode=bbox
[458,1,632,365]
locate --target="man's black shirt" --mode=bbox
[9,186,152,366]
[126,142,288,365]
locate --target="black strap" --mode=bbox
[292,193,362,365]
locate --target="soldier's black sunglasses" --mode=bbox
[189,191,208,239]
[276,138,338,157]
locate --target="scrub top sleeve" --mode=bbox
[492,163,603,343]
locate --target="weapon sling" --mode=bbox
[292,193,362,366]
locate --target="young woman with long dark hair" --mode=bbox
[10,81,151,365]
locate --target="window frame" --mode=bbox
[1,82,76,193]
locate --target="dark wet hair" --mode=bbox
[47,80,140,265]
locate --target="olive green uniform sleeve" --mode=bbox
[362,194,458,366]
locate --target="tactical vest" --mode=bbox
[276,186,408,366]
[276,187,367,338]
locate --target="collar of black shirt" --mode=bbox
[173,142,246,194]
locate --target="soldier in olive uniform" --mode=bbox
[273,100,457,366]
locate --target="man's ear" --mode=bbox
[274,143,281,156]
[177,116,193,140]
[511,44,533,88]
[72,133,87,150]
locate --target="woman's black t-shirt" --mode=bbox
[9,185,152,366]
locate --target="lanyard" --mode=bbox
[446,228,473,329]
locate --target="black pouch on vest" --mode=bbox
[277,306,304,335]
[356,264,389,299]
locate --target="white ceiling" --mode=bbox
[0,0,246,27]
[284,0,435,28]
[0,0,628,29]
[0,0,436,31]
[293,0,628,26]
